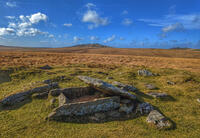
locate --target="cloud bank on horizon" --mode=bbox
[0,0,200,48]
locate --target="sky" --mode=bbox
[0,0,200,48]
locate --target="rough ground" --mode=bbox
[0,48,200,137]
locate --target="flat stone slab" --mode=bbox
[77,76,137,100]
[0,83,58,106]
[47,96,120,120]
[147,110,172,129]
[147,92,168,98]
[112,81,137,92]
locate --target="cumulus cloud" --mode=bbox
[90,36,99,40]
[85,3,96,9]
[0,28,15,36]
[28,12,48,24]
[82,9,109,29]
[103,35,116,43]
[6,2,17,7]
[63,23,72,27]
[122,18,133,26]
[162,23,184,33]
[73,36,82,42]
[5,16,15,19]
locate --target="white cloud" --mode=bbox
[138,13,200,30]
[122,18,133,26]
[86,3,96,9]
[6,2,17,7]
[162,23,184,33]
[48,34,54,38]
[122,10,128,15]
[73,36,82,42]
[103,35,116,43]
[63,23,72,27]
[0,28,15,36]
[90,36,99,40]
[82,10,109,29]
[28,12,47,24]
[8,22,17,28]
[5,16,15,19]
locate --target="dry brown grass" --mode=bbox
[0,50,200,73]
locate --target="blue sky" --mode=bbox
[0,0,200,48]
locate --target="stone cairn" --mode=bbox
[0,70,172,130]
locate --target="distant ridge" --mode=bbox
[70,43,112,48]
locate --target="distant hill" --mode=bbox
[70,43,111,48]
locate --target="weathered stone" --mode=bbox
[145,84,157,90]
[119,103,134,114]
[39,65,52,70]
[0,83,58,106]
[32,92,48,99]
[147,92,168,98]
[58,93,69,106]
[147,110,171,129]
[78,76,137,100]
[112,81,137,92]
[120,99,132,104]
[138,70,154,76]
[136,102,154,115]
[197,98,200,103]
[47,96,120,120]
[106,110,121,118]
[94,113,106,120]
[167,81,175,85]
[49,87,92,98]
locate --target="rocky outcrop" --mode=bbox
[77,76,137,100]
[147,110,172,129]
[112,81,137,92]
[136,102,154,115]
[47,96,120,120]
[119,103,134,114]
[0,83,58,106]
[138,70,154,76]
[145,84,157,90]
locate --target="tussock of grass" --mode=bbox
[0,65,200,137]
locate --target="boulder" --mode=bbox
[138,70,154,76]
[147,92,169,98]
[77,76,137,100]
[119,103,134,114]
[106,110,121,118]
[120,99,132,104]
[136,102,154,115]
[112,81,137,92]
[0,83,58,106]
[47,96,120,120]
[147,110,172,129]
[145,84,157,90]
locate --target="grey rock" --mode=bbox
[32,92,48,99]
[94,113,106,120]
[78,76,137,100]
[47,96,120,120]
[106,110,121,118]
[136,102,154,115]
[145,84,157,90]
[138,70,154,76]
[112,81,137,92]
[147,92,168,98]
[58,93,69,106]
[119,103,134,114]
[0,83,58,106]
[197,98,200,103]
[120,99,132,104]
[50,98,56,105]
[167,81,175,85]
[147,110,171,129]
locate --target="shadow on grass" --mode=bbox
[158,95,176,102]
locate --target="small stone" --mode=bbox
[197,98,200,103]
[107,110,121,118]
[136,102,154,115]
[32,92,48,99]
[147,92,168,98]
[120,99,132,104]
[138,70,154,76]
[147,110,172,129]
[145,84,157,90]
[58,93,69,106]
[167,81,175,85]
[119,103,134,114]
